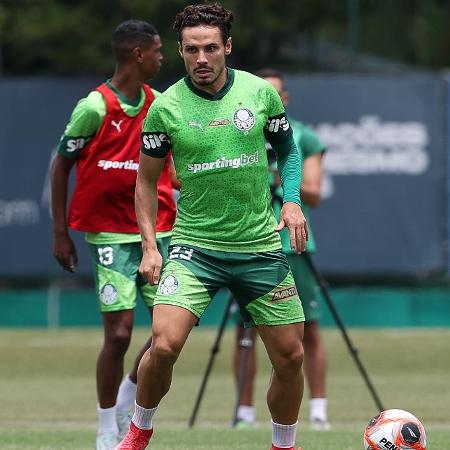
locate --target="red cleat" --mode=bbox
[115,422,153,450]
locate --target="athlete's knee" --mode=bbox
[273,343,304,377]
[151,336,183,366]
[106,326,132,355]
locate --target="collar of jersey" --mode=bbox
[105,79,143,107]
[184,67,235,101]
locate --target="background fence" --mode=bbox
[1,74,450,326]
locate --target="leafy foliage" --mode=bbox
[0,0,450,76]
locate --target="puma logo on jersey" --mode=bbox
[111,119,123,132]
[266,116,290,133]
[189,121,204,130]
[142,132,171,150]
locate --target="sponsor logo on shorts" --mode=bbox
[232,108,255,133]
[101,283,118,305]
[158,275,179,295]
[208,119,229,128]
[270,285,298,302]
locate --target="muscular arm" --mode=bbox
[51,154,78,272]
[135,153,165,284]
[301,152,324,208]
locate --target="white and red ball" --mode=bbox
[364,409,426,450]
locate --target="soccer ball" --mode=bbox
[363,409,426,450]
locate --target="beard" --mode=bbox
[190,63,226,87]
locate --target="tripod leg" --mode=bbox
[303,252,385,412]
[189,294,234,428]
[232,326,255,426]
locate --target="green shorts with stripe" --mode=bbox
[89,236,171,313]
[155,245,305,327]
[286,253,321,322]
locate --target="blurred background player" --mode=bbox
[50,20,176,450]
[234,68,329,431]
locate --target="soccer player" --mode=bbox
[50,20,176,450]
[116,4,307,450]
[234,68,329,431]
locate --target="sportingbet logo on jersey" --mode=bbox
[97,160,139,171]
[187,150,259,174]
[141,132,171,150]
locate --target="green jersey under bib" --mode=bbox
[141,69,294,253]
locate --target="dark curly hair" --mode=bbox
[173,3,234,45]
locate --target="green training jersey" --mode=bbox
[141,69,294,253]
[272,118,326,253]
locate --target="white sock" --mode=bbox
[237,405,255,423]
[271,419,298,448]
[97,405,119,434]
[309,398,328,422]
[116,374,137,412]
[132,402,157,430]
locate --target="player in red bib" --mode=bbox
[50,20,176,450]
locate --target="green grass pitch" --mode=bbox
[0,327,449,449]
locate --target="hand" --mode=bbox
[53,232,78,272]
[274,202,308,254]
[139,248,163,285]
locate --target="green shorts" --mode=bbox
[89,236,171,313]
[286,253,321,322]
[154,245,305,327]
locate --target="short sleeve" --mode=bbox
[141,101,171,159]
[263,83,293,145]
[57,91,104,158]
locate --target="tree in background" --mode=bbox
[0,0,449,77]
